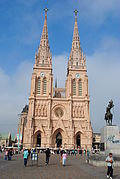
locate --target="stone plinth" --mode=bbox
[89,154,120,167]
[101,125,120,155]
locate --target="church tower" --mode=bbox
[66,10,92,149]
[23,9,53,147]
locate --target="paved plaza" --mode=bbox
[0,153,120,179]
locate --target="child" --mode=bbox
[62,151,67,166]
[106,153,114,179]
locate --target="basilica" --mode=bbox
[19,10,92,150]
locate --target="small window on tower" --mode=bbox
[78,80,82,96]
[43,78,47,95]
[76,62,78,66]
[37,78,41,94]
[73,79,76,95]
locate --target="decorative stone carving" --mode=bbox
[72,104,84,118]
[35,103,47,117]
[55,107,64,118]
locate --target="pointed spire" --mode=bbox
[67,10,86,71]
[35,8,52,67]
[72,9,80,49]
[40,8,49,48]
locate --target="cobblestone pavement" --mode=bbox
[0,153,120,179]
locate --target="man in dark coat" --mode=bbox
[45,148,50,165]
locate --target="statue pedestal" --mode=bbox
[101,125,120,155]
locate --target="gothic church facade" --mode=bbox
[21,10,92,150]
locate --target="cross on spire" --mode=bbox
[44,8,48,16]
[74,9,78,17]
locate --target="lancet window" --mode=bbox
[37,78,41,94]
[78,79,82,96]
[43,78,47,94]
[73,79,76,95]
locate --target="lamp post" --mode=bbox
[17,114,21,154]
[18,123,20,154]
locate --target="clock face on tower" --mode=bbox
[40,72,44,77]
[75,73,80,78]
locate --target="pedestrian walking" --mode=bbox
[62,150,67,166]
[8,150,11,161]
[60,150,63,164]
[45,148,50,165]
[8,149,12,160]
[106,153,114,179]
[23,148,28,167]
[86,150,90,163]
[4,150,8,160]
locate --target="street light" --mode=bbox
[17,114,21,154]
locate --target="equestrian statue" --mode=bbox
[104,100,114,126]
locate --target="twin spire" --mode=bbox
[72,10,80,49]
[35,8,52,67]
[68,9,86,70]
[40,8,49,48]
[35,9,86,70]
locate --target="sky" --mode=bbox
[0,0,120,135]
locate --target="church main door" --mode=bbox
[76,134,81,148]
[37,134,41,147]
[56,132,62,148]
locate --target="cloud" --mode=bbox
[87,37,120,131]
[78,0,120,24]
[0,61,33,134]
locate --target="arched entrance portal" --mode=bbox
[37,134,41,147]
[56,132,62,148]
[76,134,81,148]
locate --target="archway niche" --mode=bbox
[56,132,62,148]
[37,133,41,147]
[76,134,81,148]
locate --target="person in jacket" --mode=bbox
[45,148,50,165]
[106,153,114,179]
[23,148,28,167]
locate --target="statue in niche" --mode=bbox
[75,106,78,117]
[75,106,77,117]
[35,106,38,116]
[43,105,47,117]
[81,106,84,118]
[76,106,78,118]
[78,106,81,117]
[73,106,75,117]
[41,105,44,117]
[38,105,40,117]
[45,106,47,117]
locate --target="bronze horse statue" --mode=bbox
[104,100,114,126]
